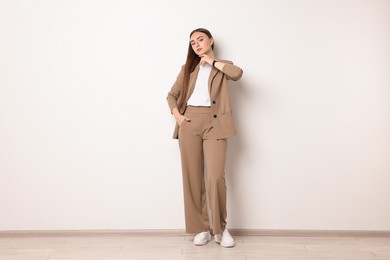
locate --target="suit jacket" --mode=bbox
[167,60,243,139]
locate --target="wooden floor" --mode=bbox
[1,232,390,260]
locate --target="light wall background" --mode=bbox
[0,0,389,231]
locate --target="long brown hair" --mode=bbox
[177,28,214,112]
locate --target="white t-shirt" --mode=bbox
[187,63,212,106]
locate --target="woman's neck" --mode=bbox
[206,50,215,59]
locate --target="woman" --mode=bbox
[166,28,243,247]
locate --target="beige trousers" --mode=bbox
[178,106,227,235]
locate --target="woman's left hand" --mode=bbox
[199,54,213,66]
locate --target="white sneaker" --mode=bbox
[214,229,235,248]
[193,231,211,246]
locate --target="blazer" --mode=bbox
[167,60,243,139]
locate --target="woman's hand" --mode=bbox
[172,108,190,126]
[199,54,214,66]
[200,55,225,71]
[176,114,190,126]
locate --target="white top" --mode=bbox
[187,63,212,106]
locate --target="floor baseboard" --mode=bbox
[231,229,390,237]
[1,229,390,237]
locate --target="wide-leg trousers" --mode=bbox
[178,106,227,235]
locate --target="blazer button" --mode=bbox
[212,101,216,104]
[214,115,217,118]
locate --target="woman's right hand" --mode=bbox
[177,115,190,126]
[172,107,190,126]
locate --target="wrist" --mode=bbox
[172,108,181,117]
[173,112,181,119]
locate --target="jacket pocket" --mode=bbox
[218,112,236,136]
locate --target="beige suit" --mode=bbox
[167,61,243,235]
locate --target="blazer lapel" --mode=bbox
[208,66,219,93]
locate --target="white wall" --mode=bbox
[0,0,389,231]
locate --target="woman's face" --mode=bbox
[190,32,214,56]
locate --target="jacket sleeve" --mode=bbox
[221,61,243,81]
[166,66,185,113]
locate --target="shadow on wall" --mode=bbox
[225,76,262,226]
